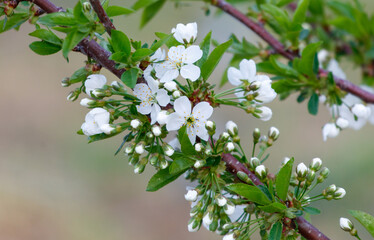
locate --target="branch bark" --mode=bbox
[212,0,374,103]
[89,0,116,36]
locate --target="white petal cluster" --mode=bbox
[81,108,111,136]
[166,96,213,144]
[339,217,353,231]
[85,74,107,95]
[185,189,198,202]
[172,22,197,44]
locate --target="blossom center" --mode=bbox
[185,115,196,126]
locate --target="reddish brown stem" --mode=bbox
[89,0,116,36]
[221,153,330,240]
[212,0,374,103]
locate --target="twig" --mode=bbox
[89,0,116,36]
[211,0,374,103]
[221,153,330,240]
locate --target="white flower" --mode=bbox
[257,106,273,121]
[251,75,277,103]
[296,163,308,177]
[310,158,322,171]
[130,119,141,129]
[171,22,197,44]
[224,203,235,215]
[352,104,371,119]
[226,121,238,136]
[216,196,227,207]
[334,187,346,199]
[185,189,198,202]
[156,110,169,125]
[194,143,203,152]
[336,117,349,129]
[144,49,166,83]
[155,45,203,82]
[133,83,170,124]
[228,59,257,86]
[152,125,162,136]
[223,233,235,240]
[135,143,145,154]
[322,123,340,141]
[164,81,177,92]
[85,74,107,95]
[255,165,267,178]
[203,213,213,226]
[166,96,213,145]
[80,98,94,107]
[339,217,353,231]
[100,124,115,135]
[81,108,110,136]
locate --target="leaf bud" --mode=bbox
[236,171,252,184]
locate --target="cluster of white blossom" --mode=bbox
[318,50,374,141]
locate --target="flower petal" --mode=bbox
[187,125,196,145]
[85,74,107,94]
[181,64,200,81]
[194,119,209,141]
[183,45,203,64]
[227,67,243,86]
[240,59,256,81]
[166,112,185,131]
[137,101,152,115]
[150,104,161,125]
[174,96,191,117]
[192,102,213,120]
[133,83,152,101]
[160,69,179,83]
[168,45,185,61]
[156,89,170,107]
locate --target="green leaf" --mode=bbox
[178,125,197,155]
[272,79,302,94]
[277,0,294,7]
[70,67,89,84]
[62,29,89,59]
[303,206,321,215]
[150,33,172,51]
[269,56,299,77]
[195,31,212,68]
[276,157,294,201]
[29,41,61,55]
[140,0,166,28]
[259,202,287,213]
[121,68,139,88]
[146,166,185,192]
[132,48,153,62]
[73,0,89,23]
[262,4,291,30]
[308,93,319,115]
[0,13,30,33]
[29,29,62,45]
[155,32,179,48]
[298,42,322,76]
[111,30,131,55]
[106,6,134,17]
[38,12,77,26]
[169,157,194,174]
[109,52,129,63]
[292,0,310,27]
[349,210,374,237]
[201,39,232,80]
[226,183,272,205]
[269,222,282,240]
[132,0,158,10]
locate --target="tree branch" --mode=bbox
[221,153,330,240]
[89,0,116,36]
[211,0,374,103]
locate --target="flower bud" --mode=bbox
[224,202,235,215]
[67,89,79,101]
[100,124,115,135]
[324,184,337,195]
[334,187,346,199]
[61,77,70,87]
[130,119,141,129]
[157,110,169,125]
[255,106,272,121]
[188,217,201,232]
[185,189,198,202]
[352,104,371,119]
[249,157,260,170]
[151,125,162,136]
[322,123,340,141]
[219,132,230,142]
[160,159,169,169]
[255,165,267,179]
[336,117,349,129]
[149,153,159,166]
[224,142,235,153]
[194,143,204,152]
[310,158,322,171]
[223,233,236,240]
[172,90,181,99]
[134,157,148,174]
[111,81,123,91]
[317,167,330,183]
[82,1,92,11]
[339,217,354,232]
[194,160,205,168]
[205,120,216,135]
[135,142,145,154]
[163,143,174,156]
[125,143,135,155]
[164,81,177,91]
[216,195,227,207]
[236,171,252,184]
[226,121,238,137]
[253,128,261,144]
[306,169,315,185]
[205,149,212,156]
[296,163,308,180]
[268,127,279,140]
[203,206,214,226]
[80,98,95,107]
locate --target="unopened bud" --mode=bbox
[160,159,169,169]
[164,81,177,92]
[224,142,235,153]
[226,121,238,137]
[135,142,145,154]
[334,187,346,199]
[249,157,260,170]
[237,171,252,184]
[194,160,205,168]
[149,153,159,166]
[82,2,92,12]
[61,77,70,87]
[340,217,354,232]
[172,90,181,99]
[185,189,198,202]
[216,195,227,207]
[268,127,279,140]
[205,120,216,135]
[255,165,267,179]
[67,89,79,101]
[224,202,236,215]
[310,158,322,171]
[134,157,148,174]
[152,125,162,136]
[163,143,174,156]
[125,143,135,155]
[253,128,261,144]
[194,143,204,152]
[130,119,141,129]
[111,81,123,91]
[80,98,95,107]
[296,163,308,180]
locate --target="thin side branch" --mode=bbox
[89,0,116,36]
[212,0,374,103]
[221,153,330,240]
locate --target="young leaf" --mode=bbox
[69,67,89,84]
[155,32,179,48]
[150,33,172,51]
[349,210,374,237]
[259,202,287,213]
[308,93,319,115]
[29,29,62,46]
[269,222,282,240]
[262,4,291,30]
[146,166,185,192]
[132,48,153,62]
[275,157,294,201]
[303,206,321,215]
[201,39,232,80]
[106,6,134,17]
[0,13,30,33]
[121,68,139,88]
[298,42,322,76]
[292,0,310,27]
[169,157,194,174]
[73,0,89,23]
[132,0,158,10]
[62,29,89,59]
[269,56,299,77]
[178,125,197,156]
[140,0,166,28]
[226,183,272,205]
[111,30,131,55]
[38,12,77,26]
[195,31,212,68]
[29,41,61,55]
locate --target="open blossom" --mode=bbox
[166,96,213,145]
[171,22,198,44]
[85,74,106,95]
[81,108,110,136]
[155,45,203,82]
[133,82,170,124]
[144,48,165,83]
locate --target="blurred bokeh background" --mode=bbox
[1,0,374,239]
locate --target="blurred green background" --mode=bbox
[1,0,374,239]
